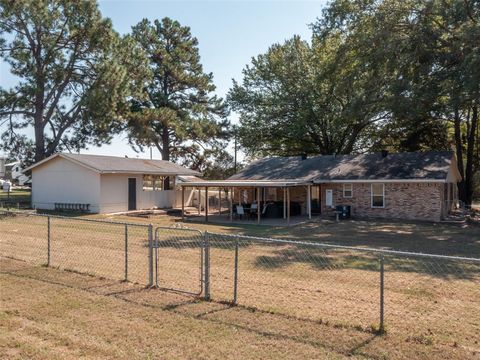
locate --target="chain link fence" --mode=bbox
[0,211,152,285]
[1,211,479,342]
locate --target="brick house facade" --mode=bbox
[230,182,452,222]
[225,151,461,222]
[318,182,447,222]
[183,151,461,223]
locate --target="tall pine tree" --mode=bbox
[126,18,230,171]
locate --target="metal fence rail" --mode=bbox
[1,210,479,340]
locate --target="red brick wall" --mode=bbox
[319,182,443,222]
[231,182,445,221]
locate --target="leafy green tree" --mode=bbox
[0,0,149,163]
[126,18,230,170]
[232,0,479,205]
[316,0,480,205]
[228,31,390,157]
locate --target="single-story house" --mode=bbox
[179,151,461,222]
[6,161,30,185]
[26,153,199,213]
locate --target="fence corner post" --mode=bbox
[148,223,153,287]
[379,254,385,335]
[204,231,210,301]
[47,216,51,267]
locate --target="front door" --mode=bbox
[128,178,137,211]
[312,185,321,214]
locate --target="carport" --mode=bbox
[178,180,313,225]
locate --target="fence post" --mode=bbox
[379,255,385,334]
[155,226,159,287]
[233,235,239,305]
[124,224,128,282]
[47,216,51,267]
[204,231,210,301]
[148,224,153,287]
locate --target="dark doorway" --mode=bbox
[128,178,137,211]
[312,185,322,214]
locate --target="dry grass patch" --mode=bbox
[1,258,479,359]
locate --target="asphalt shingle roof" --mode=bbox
[33,153,199,175]
[229,151,455,182]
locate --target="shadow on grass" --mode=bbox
[252,246,480,280]
[1,259,383,357]
[154,231,480,280]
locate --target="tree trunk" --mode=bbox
[161,126,171,190]
[453,107,467,204]
[34,121,45,162]
[464,104,478,207]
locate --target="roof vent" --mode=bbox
[301,153,307,160]
[381,150,389,158]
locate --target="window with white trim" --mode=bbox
[371,183,385,208]
[343,183,353,198]
[143,175,154,191]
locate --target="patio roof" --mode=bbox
[178,179,309,187]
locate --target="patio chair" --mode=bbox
[236,205,245,220]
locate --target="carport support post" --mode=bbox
[181,186,185,221]
[218,188,222,214]
[197,188,201,215]
[47,216,51,266]
[307,185,312,219]
[287,187,291,225]
[283,188,287,219]
[257,187,261,224]
[205,187,209,222]
[379,255,385,334]
[229,187,233,221]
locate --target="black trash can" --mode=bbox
[336,205,351,219]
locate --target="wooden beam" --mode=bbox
[283,187,286,219]
[181,186,185,221]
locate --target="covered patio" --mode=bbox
[179,180,315,225]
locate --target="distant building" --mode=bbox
[6,161,30,185]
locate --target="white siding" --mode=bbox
[31,157,101,212]
[99,174,176,213]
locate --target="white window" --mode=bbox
[371,183,385,208]
[343,184,353,198]
[143,175,154,191]
[325,189,333,207]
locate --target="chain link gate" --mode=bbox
[153,226,205,295]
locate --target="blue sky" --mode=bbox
[1,0,327,159]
